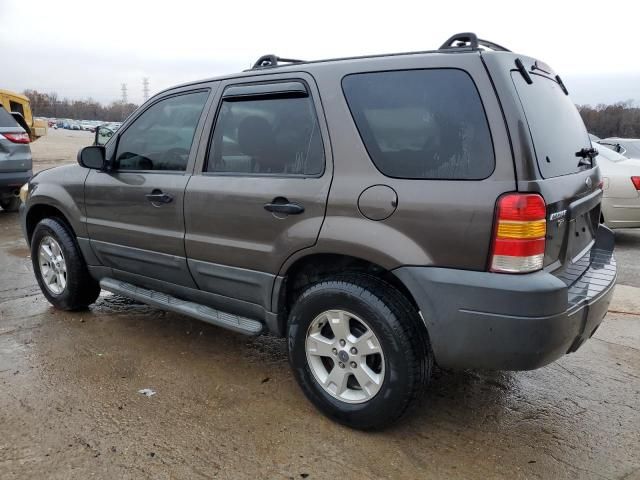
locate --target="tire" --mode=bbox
[31,217,100,310]
[0,197,21,212]
[288,274,432,430]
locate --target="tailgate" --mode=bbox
[506,56,602,275]
[546,186,601,277]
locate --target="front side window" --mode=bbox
[116,91,208,172]
[207,94,324,176]
[342,69,495,179]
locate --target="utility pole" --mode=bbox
[142,77,150,102]
[121,83,128,104]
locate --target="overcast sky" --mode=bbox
[2,0,639,106]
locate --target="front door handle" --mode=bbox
[264,197,304,215]
[145,190,173,204]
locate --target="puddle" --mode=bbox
[6,246,30,258]
[91,293,153,314]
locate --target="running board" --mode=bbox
[99,278,263,335]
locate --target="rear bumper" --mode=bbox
[0,170,31,197]
[394,226,617,371]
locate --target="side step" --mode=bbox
[99,278,263,336]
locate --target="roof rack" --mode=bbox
[252,54,305,70]
[439,32,511,52]
[245,33,509,72]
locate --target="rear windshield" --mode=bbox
[0,108,19,128]
[342,69,495,180]
[620,140,640,158]
[512,72,591,178]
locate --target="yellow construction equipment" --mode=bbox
[0,89,47,141]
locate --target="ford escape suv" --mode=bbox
[19,33,616,429]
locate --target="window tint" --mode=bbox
[342,69,494,179]
[207,94,324,175]
[116,91,208,171]
[512,73,591,178]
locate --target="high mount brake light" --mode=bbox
[490,193,547,274]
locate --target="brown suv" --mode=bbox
[19,33,616,429]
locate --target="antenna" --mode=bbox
[121,83,128,103]
[142,77,150,102]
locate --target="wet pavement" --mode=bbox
[0,131,639,479]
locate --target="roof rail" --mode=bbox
[251,54,305,70]
[439,32,511,52]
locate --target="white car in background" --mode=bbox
[598,138,640,160]
[594,143,640,228]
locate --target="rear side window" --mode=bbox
[512,73,591,178]
[0,108,18,128]
[342,69,495,179]
[208,96,324,176]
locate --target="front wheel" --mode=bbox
[288,275,433,430]
[31,217,100,310]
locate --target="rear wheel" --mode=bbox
[31,217,100,310]
[0,197,21,212]
[288,274,432,430]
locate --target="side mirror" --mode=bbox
[78,146,106,170]
[94,125,115,146]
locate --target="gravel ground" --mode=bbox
[0,130,638,479]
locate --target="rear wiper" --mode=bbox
[575,147,598,167]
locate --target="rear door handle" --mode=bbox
[145,190,173,204]
[264,198,304,215]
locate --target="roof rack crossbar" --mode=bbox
[439,32,511,52]
[252,54,305,69]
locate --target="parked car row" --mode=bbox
[43,118,121,133]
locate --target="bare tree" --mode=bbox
[578,101,640,138]
[23,90,138,122]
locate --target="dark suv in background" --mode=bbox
[19,33,616,429]
[0,107,32,212]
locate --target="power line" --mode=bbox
[121,83,128,104]
[142,77,150,102]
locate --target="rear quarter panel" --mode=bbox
[0,137,31,173]
[282,53,516,272]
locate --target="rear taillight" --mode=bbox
[632,177,640,190]
[1,132,30,144]
[490,193,547,274]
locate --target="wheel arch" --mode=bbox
[272,252,423,337]
[25,202,77,245]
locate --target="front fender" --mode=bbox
[24,165,89,240]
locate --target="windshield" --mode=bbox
[512,72,591,178]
